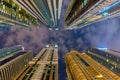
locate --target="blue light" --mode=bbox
[98,48,108,50]
[103,12,109,16]
[55,45,58,48]
[98,44,107,50]
[99,1,120,14]
[99,7,109,13]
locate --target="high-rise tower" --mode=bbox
[0,0,39,28]
[14,45,58,80]
[65,51,120,80]
[14,0,63,29]
[87,48,120,76]
[0,45,23,58]
[0,45,33,80]
[64,0,120,29]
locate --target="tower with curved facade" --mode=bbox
[65,51,120,80]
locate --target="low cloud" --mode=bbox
[0,16,120,56]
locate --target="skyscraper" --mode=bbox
[14,0,63,29]
[87,48,120,76]
[14,45,58,80]
[64,0,120,29]
[0,0,39,28]
[0,45,23,58]
[65,51,120,80]
[0,46,33,80]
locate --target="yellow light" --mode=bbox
[87,15,102,22]
[96,74,103,78]
[107,59,109,62]
[19,7,21,11]
[76,19,82,24]
[3,5,5,10]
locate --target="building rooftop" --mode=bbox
[103,49,120,57]
[0,51,27,66]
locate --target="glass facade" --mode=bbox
[0,0,39,28]
[13,0,62,29]
[0,45,23,58]
[65,0,120,29]
[88,48,120,76]
[65,0,97,26]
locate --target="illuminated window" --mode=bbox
[81,3,84,9]
[111,66,114,70]
[84,0,88,5]
[106,59,109,62]
[3,5,5,10]
[75,12,77,15]
[12,3,15,8]
[7,0,9,2]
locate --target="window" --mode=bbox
[84,0,88,6]
[75,11,77,15]
[7,0,9,2]
[81,3,84,9]
[3,5,5,10]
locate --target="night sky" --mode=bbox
[0,0,120,80]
